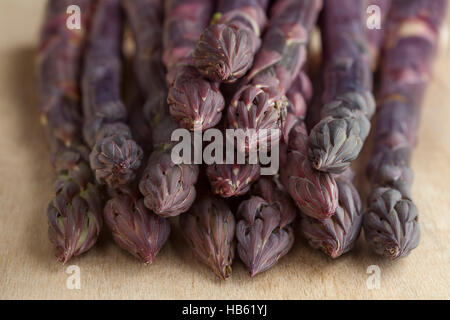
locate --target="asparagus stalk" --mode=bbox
[122,0,166,131]
[38,0,103,263]
[123,0,199,217]
[227,0,322,154]
[128,96,153,155]
[192,0,270,83]
[300,169,363,258]
[82,0,143,189]
[282,71,313,143]
[280,73,339,220]
[165,0,226,131]
[180,194,236,280]
[38,0,89,144]
[282,123,339,220]
[236,178,296,277]
[308,0,376,174]
[162,0,215,71]
[103,75,171,264]
[103,19,172,264]
[363,0,447,260]
[297,67,364,257]
[245,0,322,93]
[122,0,164,104]
[295,60,364,257]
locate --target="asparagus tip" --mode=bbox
[385,245,401,261]
[58,250,74,265]
[327,246,341,260]
[248,266,260,278]
[216,265,232,280]
[363,187,420,260]
[193,23,258,83]
[142,253,155,265]
[90,133,143,188]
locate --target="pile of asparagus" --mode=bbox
[38,0,447,278]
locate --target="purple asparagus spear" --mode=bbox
[83,0,144,189]
[38,0,103,263]
[280,72,339,220]
[180,194,236,280]
[104,193,170,264]
[234,177,297,277]
[165,0,226,131]
[300,169,363,258]
[363,0,447,260]
[308,0,376,174]
[124,0,199,217]
[193,0,270,83]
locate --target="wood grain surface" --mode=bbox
[0,0,449,300]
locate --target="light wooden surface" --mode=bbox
[0,1,449,300]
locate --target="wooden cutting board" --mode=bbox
[0,0,448,299]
